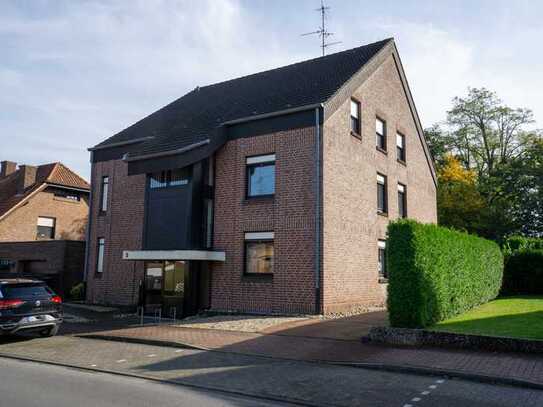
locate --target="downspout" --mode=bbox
[314,106,323,314]
[83,152,94,296]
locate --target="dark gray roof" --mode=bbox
[93,38,392,158]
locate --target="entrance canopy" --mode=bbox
[122,250,225,262]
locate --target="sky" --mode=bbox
[1,0,542,180]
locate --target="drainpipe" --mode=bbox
[314,106,323,315]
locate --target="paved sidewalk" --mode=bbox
[81,323,543,388]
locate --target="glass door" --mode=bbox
[144,262,163,313]
[162,261,187,318]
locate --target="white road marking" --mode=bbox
[90,364,97,367]
[147,354,157,357]
[116,359,127,363]
[402,378,446,407]
[174,349,184,353]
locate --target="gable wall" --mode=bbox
[322,53,437,314]
[0,188,89,242]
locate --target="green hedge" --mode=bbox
[503,236,543,257]
[502,249,543,295]
[387,220,503,328]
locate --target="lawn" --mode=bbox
[432,296,543,340]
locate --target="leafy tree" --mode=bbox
[486,137,543,237]
[437,155,486,234]
[426,87,540,240]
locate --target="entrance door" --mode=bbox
[143,261,188,318]
[162,261,186,318]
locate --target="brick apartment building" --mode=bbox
[85,38,437,317]
[0,161,90,296]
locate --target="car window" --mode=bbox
[0,284,53,298]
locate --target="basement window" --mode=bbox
[378,240,387,280]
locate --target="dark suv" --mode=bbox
[0,279,63,337]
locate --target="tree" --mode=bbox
[486,137,543,237]
[426,88,540,240]
[436,155,486,234]
[446,87,534,177]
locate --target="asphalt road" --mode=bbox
[1,335,543,407]
[0,357,293,407]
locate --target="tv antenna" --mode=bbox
[301,0,341,56]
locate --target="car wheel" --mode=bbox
[39,325,60,337]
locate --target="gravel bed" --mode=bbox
[172,314,311,333]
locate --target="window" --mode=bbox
[398,183,407,218]
[376,117,386,151]
[377,174,388,214]
[96,238,105,273]
[350,99,361,135]
[397,132,406,162]
[100,176,109,212]
[36,217,55,240]
[0,259,14,272]
[204,198,213,249]
[150,168,190,189]
[378,240,387,280]
[246,154,275,198]
[54,191,80,201]
[244,232,274,275]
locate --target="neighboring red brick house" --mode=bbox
[0,161,90,296]
[85,38,437,317]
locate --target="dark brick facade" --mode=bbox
[85,159,146,306]
[0,240,85,298]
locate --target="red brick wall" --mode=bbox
[85,159,146,306]
[211,127,318,314]
[322,54,437,314]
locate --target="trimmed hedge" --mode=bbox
[502,249,543,295]
[503,236,543,257]
[387,220,503,328]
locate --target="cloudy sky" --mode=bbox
[2,0,542,180]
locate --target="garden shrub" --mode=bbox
[387,220,503,328]
[503,236,543,257]
[70,282,85,301]
[502,249,543,295]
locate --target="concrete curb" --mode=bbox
[78,333,543,391]
[0,352,325,407]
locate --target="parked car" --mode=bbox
[0,279,63,337]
